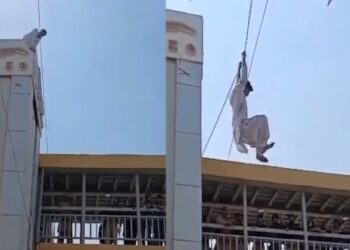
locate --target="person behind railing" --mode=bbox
[57,195,74,244]
[266,214,284,250]
[40,217,54,243]
[257,213,267,228]
[332,219,342,234]
[154,194,165,246]
[235,213,243,226]
[23,28,47,52]
[119,198,141,245]
[98,217,117,244]
[252,213,269,250]
[122,211,138,245]
[143,194,165,246]
[308,217,325,233]
[202,212,221,250]
[269,214,285,230]
[215,207,238,250]
[284,214,300,231]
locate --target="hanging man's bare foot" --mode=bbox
[257,154,269,163]
[262,142,275,154]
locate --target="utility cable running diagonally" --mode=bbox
[202,74,238,155]
[202,0,254,156]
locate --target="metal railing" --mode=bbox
[39,214,165,245]
[203,233,350,250]
[203,233,244,250]
[39,214,350,249]
[39,214,81,243]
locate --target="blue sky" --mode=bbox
[2,0,350,174]
[1,0,165,154]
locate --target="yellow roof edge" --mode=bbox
[39,154,350,194]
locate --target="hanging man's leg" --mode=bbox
[253,115,274,162]
[241,115,274,163]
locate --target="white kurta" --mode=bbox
[230,82,270,153]
[230,81,249,153]
[23,29,41,51]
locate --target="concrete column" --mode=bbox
[166,58,203,250]
[135,174,142,245]
[243,185,248,250]
[301,192,308,250]
[81,173,86,243]
[35,169,45,243]
[0,39,44,250]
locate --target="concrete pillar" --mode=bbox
[135,174,142,245]
[0,39,44,250]
[81,173,86,243]
[243,185,248,250]
[302,192,308,250]
[166,10,203,250]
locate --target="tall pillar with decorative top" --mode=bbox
[0,31,45,250]
[166,10,204,250]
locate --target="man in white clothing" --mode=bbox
[23,28,47,52]
[230,52,274,163]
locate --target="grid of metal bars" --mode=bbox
[37,170,350,249]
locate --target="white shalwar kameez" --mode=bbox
[230,59,271,158]
[23,29,41,51]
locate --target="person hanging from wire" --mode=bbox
[23,28,47,52]
[229,51,274,163]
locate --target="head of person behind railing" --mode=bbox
[128,198,136,209]
[214,208,238,249]
[58,194,74,210]
[156,194,165,210]
[257,213,267,227]
[144,194,164,210]
[110,197,119,207]
[216,207,239,234]
[270,214,284,229]
[235,213,243,226]
[98,217,118,245]
[57,194,74,244]
[284,214,299,230]
[144,194,153,209]
[332,218,343,234]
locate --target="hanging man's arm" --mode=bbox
[237,61,242,81]
[240,51,248,84]
[231,85,248,153]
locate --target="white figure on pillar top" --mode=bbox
[22,28,47,52]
